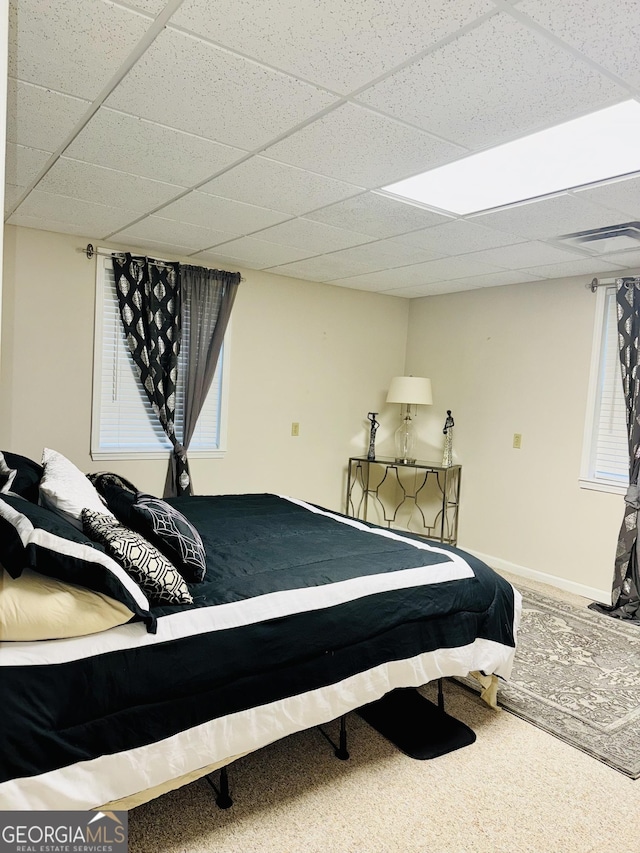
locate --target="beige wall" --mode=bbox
[405,273,640,599]
[0,225,410,512]
[4,222,637,598]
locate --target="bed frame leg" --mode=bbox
[437,678,445,712]
[336,714,350,760]
[317,714,350,760]
[205,766,234,809]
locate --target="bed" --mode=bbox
[0,449,521,811]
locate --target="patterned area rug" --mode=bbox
[461,586,640,778]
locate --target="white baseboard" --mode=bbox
[463,548,611,606]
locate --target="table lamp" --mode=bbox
[386,376,433,464]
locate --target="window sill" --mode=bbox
[91,449,226,462]
[578,477,627,496]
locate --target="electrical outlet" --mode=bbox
[291,422,300,437]
[513,433,522,449]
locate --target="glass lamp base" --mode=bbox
[394,415,416,465]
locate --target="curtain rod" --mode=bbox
[78,243,244,280]
[588,276,640,292]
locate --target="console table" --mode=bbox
[345,456,461,545]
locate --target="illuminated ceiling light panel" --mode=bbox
[379,100,640,215]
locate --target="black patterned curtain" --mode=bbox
[593,277,640,622]
[112,253,188,495]
[164,265,241,497]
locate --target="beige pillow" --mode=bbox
[0,565,134,641]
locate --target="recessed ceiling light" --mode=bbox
[378,100,640,216]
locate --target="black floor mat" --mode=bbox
[357,687,476,759]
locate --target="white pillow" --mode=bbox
[0,452,16,494]
[39,448,115,530]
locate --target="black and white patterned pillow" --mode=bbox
[81,510,193,606]
[130,494,207,583]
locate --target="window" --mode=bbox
[91,253,229,460]
[580,284,628,494]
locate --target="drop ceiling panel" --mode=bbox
[37,157,185,212]
[356,13,626,150]
[263,103,467,187]
[574,175,640,221]
[305,192,453,239]
[518,0,640,88]
[5,143,51,187]
[461,240,586,269]
[516,257,627,279]
[8,0,154,100]
[6,0,640,297]
[393,219,525,254]
[200,157,364,216]
[4,184,25,214]
[8,189,140,235]
[171,0,495,94]
[158,191,290,234]
[65,108,247,187]
[192,236,315,269]
[383,269,548,297]
[472,193,623,241]
[252,218,372,254]
[6,80,90,152]
[111,215,236,252]
[105,28,338,150]
[597,249,640,268]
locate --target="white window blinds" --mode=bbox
[91,255,226,460]
[583,285,628,490]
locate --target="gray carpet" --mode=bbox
[461,586,640,778]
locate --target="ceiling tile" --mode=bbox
[306,192,452,238]
[105,28,338,150]
[597,250,640,269]
[263,103,467,188]
[65,108,247,187]
[8,0,153,100]
[192,237,315,269]
[518,0,640,88]
[111,215,238,252]
[4,183,26,214]
[328,268,424,292]
[265,257,345,282]
[200,157,364,216]
[516,257,627,279]
[381,255,507,283]
[158,191,290,234]
[393,218,525,254]
[379,281,485,297]
[437,270,547,288]
[171,0,494,94]
[317,240,441,278]
[472,193,624,240]
[5,212,110,238]
[37,157,185,213]
[253,218,373,253]
[573,175,640,221]
[356,13,626,150]
[462,240,586,268]
[6,79,90,152]
[126,0,167,13]
[106,236,198,258]
[5,143,51,187]
[9,189,140,235]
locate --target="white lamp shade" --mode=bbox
[386,376,433,406]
